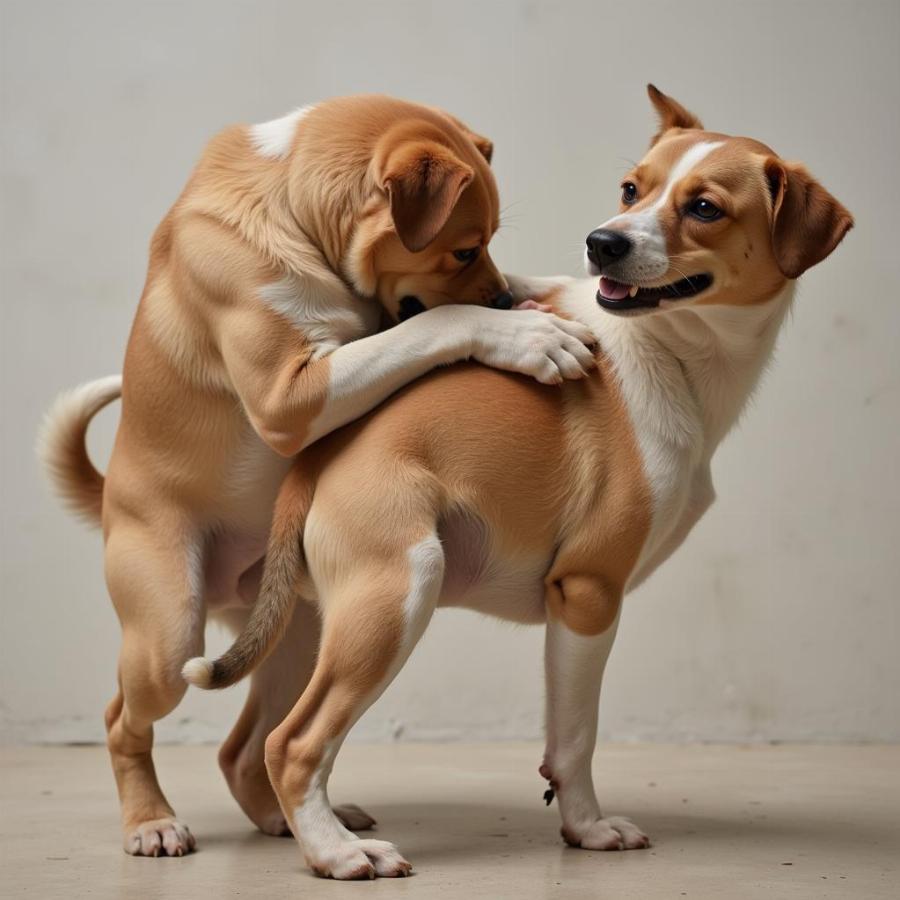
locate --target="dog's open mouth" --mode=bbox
[596,274,713,310]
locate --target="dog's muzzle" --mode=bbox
[586,229,632,270]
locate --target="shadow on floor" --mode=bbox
[190,798,889,867]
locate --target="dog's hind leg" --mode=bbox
[103,511,205,857]
[264,530,443,879]
[217,599,377,836]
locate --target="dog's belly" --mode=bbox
[204,531,268,610]
[219,427,293,529]
[203,429,294,611]
[439,564,548,624]
[437,511,549,624]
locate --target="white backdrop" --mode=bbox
[2,0,898,744]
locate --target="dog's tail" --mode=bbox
[183,468,315,690]
[37,375,123,527]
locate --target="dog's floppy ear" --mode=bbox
[379,140,474,253]
[466,131,494,164]
[647,84,703,146]
[763,158,853,279]
[441,112,494,163]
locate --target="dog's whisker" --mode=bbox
[499,200,525,217]
[666,263,694,296]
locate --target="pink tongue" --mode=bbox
[599,277,631,301]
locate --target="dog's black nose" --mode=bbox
[586,229,632,268]
[490,290,515,310]
[398,296,426,321]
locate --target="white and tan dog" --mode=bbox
[39,95,596,857]
[185,86,852,879]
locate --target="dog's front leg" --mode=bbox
[221,296,595,458]
[543,594,650,851]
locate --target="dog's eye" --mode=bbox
[621,182,638,205]
[453,247,480,263]
[688,198,723,221]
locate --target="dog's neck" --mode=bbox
[572,281,796,458]
[637,285,794,451]
[191,128,370,279]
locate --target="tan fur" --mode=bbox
[764,157,854,278]
[647,83,703,145]
[44,86,851,873]
[198,466,317,689]
[41,95,518,856]
[228,350,652,849]
[202,89,852,879]
[618,129,851,308]
[543,353,653,634]
[37,375,122,524]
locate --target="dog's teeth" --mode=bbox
[628,285,639,298]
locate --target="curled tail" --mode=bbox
[183,469,314,690]
[37,375,123,526]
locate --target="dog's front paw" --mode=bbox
[308,838,412,880]
[124,817,196,856]
[469,308,596,385]
[562,815,650,851]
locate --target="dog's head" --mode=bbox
[586,85,853,316]
[344,103,510,321]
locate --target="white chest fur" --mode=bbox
[259,273,381,356]
[561,279,795,586]
[601,314,704,577]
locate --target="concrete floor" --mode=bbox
[1,743,898,899]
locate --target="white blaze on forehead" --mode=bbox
[249,105,315,159]
[593,140,726,282]
[645,139,726,213]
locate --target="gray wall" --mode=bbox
[2,0,898,744]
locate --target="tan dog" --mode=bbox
[185,86,852,879]
[39,95,597,857]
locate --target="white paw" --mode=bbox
[257,804,375,837]
[308,838,412,880]
[124,817,196,857]
[464,306,597,384]
[563,815,650,851]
